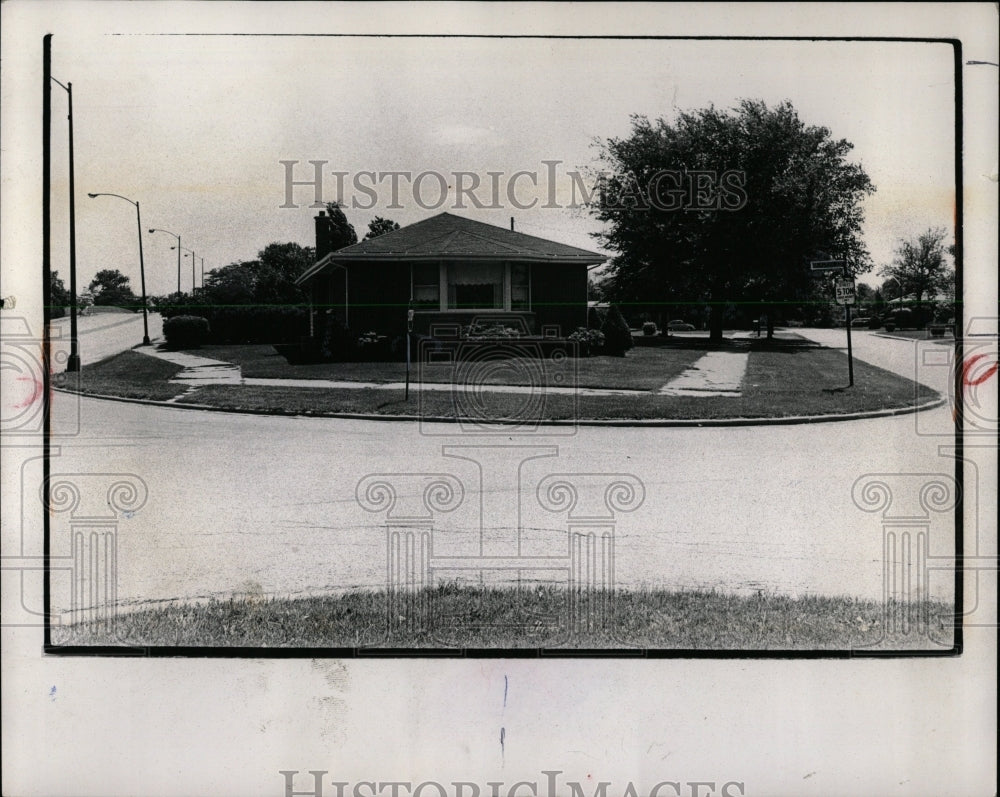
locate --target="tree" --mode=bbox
[88,269,137,308]
[601,304,634,356]
[49,270,71,308]
[255,242,314,304]
[879,227,953,304]
[592,100,876,341]
[363,216,400,240]
[325,201,358,250]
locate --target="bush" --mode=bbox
[463,323,522,339]
[320,314,359,362]
[163,315,210,349]
[601,304,633,356]
[158,297,308,344]
[642,321,657,336]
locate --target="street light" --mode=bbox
[149,228,182,293]
[884,276,903,307]
[50,75,80,371]
[87,192,150,345]
[171,245,196,292]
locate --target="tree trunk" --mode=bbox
[709,303,725,342]
[766,310,775,340]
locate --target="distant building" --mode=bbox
[297,212,605,337]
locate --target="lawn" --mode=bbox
[176,342,936,421]
[192,342,706,390]
[65,350,187,401]
[70,336,938,422]
[50,585,955,651]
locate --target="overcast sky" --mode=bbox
[45,32,957,295]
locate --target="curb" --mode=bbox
[57,388,948,428]
[871,332,954,344]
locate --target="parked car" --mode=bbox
[667,319,696,331]
[850,317,871,328]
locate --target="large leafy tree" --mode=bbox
[325,201,358,250]
[593,100,876,340]
[363,216,401,240]
[88,268,137,308]
[202,242,314,307]
[49,270,71,308]
[879,227,953,304]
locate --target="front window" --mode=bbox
[412,263,439,308]
[447,262,503,310]
[511,263,530,310]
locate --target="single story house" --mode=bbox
[296,212,606,338]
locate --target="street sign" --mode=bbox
[835,279,856,306]
[810,259,847,273]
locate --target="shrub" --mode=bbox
[163,315,210,349]
[642,321,657,336]
[320,314,359,362]
[600,304,633,356]
[158,297,308,344]
[463,323,522,339]
[568,327,605,346]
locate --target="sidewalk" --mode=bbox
[137,345,647,396]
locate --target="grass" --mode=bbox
[193,343,705,390]
[67,350,187,401]
[176,343,935,421]
[69,336,938,421]
[50,585,956,650]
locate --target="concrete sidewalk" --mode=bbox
[658,349,750,397]
[137,346,647,396]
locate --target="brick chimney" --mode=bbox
[315,210,334,260]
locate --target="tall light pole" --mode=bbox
[171,245,196,292]
[51,75,80,371]
[199,257,205,288]
[885,276,903,307]
[87,192,150,345]
[149,228,181,294]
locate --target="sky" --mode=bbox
[43,32,958,296]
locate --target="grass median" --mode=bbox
[51,585,955,650]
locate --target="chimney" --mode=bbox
[315,210,334,259]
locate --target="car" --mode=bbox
[850,317,871,328]
[667,319,696,331]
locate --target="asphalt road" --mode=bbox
[49,310,164,367]
[38,327,960,617]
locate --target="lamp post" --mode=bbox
[885,276,903,308]
[149,228,181,293]
[87,192,150,345]
[171,245,196,292]
[51,76,80,371]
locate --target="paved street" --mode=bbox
[49,310,163,367]
[38,328,959,617]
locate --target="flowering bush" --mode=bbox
[463,323,522,339]
[568,327,605,347]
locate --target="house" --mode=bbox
[296,212,606,338]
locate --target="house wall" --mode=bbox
[531,262,588,336]
[310,259,589,338]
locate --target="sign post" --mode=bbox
[835,277,856,387]
[405,305,414,401]
[811,259,855,388]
